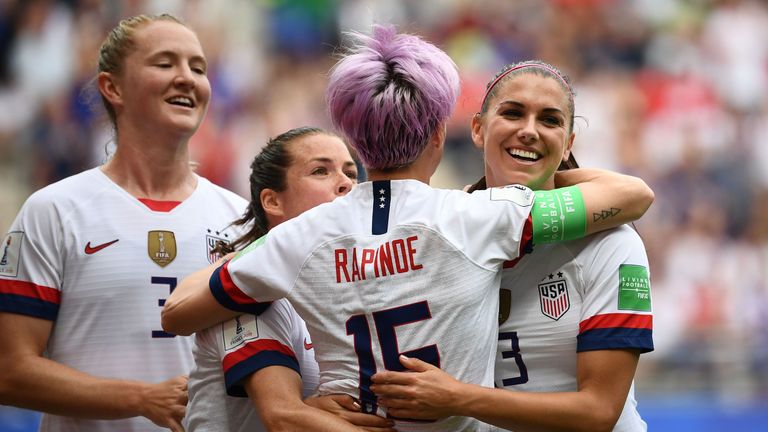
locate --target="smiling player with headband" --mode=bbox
[371,60,653,431]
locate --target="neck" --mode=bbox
[367,165,432,184]
[101,127,197,201]
[366,144,439,185]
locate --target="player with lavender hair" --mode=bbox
[162,25,653,431]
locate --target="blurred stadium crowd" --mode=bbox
[1,0,766,417]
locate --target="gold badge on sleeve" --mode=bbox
[148,230,176,267]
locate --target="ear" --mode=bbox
[97,72,123,109]
[260,188,284,220]
[562,131,576,162]
[471,113,485,150]
[428,121,446,151]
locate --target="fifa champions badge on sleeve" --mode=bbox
[0,232,24,278]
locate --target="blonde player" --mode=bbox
[186,127,393,432]
[0,14,245,431]
[371,61,652,431]
[162,26,653,432]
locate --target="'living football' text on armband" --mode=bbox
[531,185,586,244]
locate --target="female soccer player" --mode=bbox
[186,126,393,431]
[370,61,652,431]
[162,25,653,431]
[0,14,246,432]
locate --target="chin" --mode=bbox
[494,173,531,188]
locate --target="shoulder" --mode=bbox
[566,225,650,286]
[568,225,646,257]
[18,169,106,218]
[195,176,248,206]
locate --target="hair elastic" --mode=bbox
[481,63,573,107]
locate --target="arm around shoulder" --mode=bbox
[556,168,654,235]
[161,260,242,336]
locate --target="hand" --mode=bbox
[140,375,188,431]
[215,252,237,266]
[305,394,396,432]
[370,355,464,420]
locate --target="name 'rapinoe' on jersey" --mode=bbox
[334,235,423,283]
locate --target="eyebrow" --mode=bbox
[309,157,357,167]
[498,100,565,116]
[147,50,207,66]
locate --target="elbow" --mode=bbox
[0,360,19,405]
[160,302,193,337]
[0,376,12,405]
[579,410,622,432]
[260,407,305,432]
[627,176,654,220]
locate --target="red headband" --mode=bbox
[481,63,573,107]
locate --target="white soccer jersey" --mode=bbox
[493,225,653,432]
[185,299,319,432]
[0,168,247,432]
[211,180,536,432]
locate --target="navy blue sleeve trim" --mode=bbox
[577,328,654,353]
[224,352,301,397]
[0,294,58,321]
[209,264,272,315]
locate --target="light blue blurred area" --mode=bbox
[0,406,40,432]
[640,393,768,432]
[2,395,767,431]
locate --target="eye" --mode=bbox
[501,109,523,118]
[156,63,172,69]
[345,170,359,181]
[191,65,207,75]
[311,167,328,175]
[541,116,563,127]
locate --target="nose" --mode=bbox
[337,174,354,195]
[173,65,196,89]
[517,115,538,144]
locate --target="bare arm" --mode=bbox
[305,394,396,432]
[372,351,639,432]
[246,366,392,432]
[0,312,188,431]
[555,168,654,235]
[161,260,241,336]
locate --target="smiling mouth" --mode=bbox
[166,96,195,108]
[507,148,541,162]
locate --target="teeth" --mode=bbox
[508,148,540,160]
[168,96,193,107]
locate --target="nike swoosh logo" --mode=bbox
[84,239,119,255]
[303,338,313,351]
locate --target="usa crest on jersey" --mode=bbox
[206,234,229,264]
[538,278,570,320]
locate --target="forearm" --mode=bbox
[161,261,240,335]
[247,369,365,432]
[0,354,149,419]
[457,384,619,432]
[261,404,365,432]
[556,168,654,234]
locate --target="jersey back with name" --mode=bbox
[0,168,247,432]
[222,180,535,432]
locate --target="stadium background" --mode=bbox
[1,0,766,430]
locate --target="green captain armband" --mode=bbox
[531,185,586,244]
